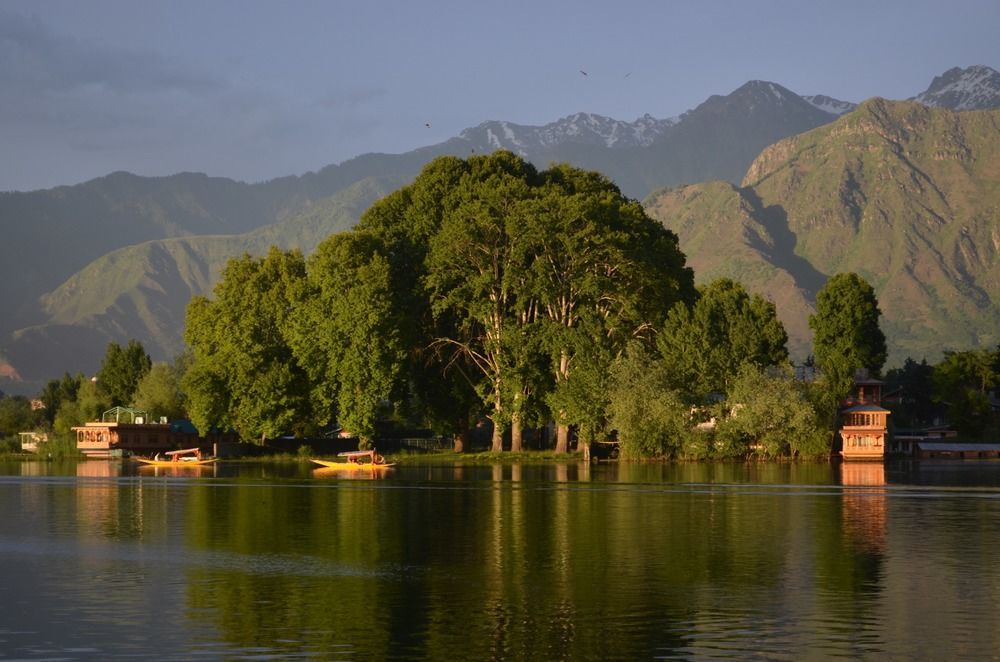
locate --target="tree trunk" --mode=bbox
[510,412,523,453]
[555,424,570,453]
[491,420,504,453]
[554,349,571,453]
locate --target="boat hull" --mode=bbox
[135,458,217,467]
[310,459,395,471]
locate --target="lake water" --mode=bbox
[1,459,1000,660]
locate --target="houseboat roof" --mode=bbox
[854,378,885,386]
[916,442,1000,452]
[843,404,890,413]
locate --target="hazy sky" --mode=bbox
[2,0,998,191]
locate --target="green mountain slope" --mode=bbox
[646,99,1000,363]
[0,171,311,332]
[3,177,401,384]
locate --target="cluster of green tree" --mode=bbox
[183,152,696,450]
[607,279,832,460]
[0,391,44,453]
[8,339,187,453]
[885,348,1000,438]
[25,153,993,458]
[176,152,895,458]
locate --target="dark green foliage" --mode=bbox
[884,358,937,428]
[360,151,694,451]
[290,232,406,444]
[607,343,691,459]
[38,372,82,425]
[358,157,486,444]
[53,379,108,435]
[522,164,695,450]
[183,248,313,441]
[97,340,152,406]
[931,347,1000,437]
[0,395,36,437]
[658,278,788,398]
[172,151,839,457]
[133,361,188,422]
[713,365,831,459]
[809,273,887,400]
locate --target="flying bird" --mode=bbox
[579,69,588,76]
[425,122,431,128]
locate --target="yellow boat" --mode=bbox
[311,449,395,472]
[134,447,217,467]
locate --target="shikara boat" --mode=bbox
[311,449,395,472]
[134,447,217,467]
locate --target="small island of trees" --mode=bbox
[3,152,998,459]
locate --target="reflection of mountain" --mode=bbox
[840,462,887,553]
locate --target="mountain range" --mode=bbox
[646,96,1000,362]
[1,65,999,394]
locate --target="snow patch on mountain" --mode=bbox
[802,94,857,116]
[459,111,681,153]
[911,65,1000,111]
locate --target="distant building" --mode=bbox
[889,425,958,456]
[839,370,890,461]
[840,404,890,461]
[71,406,228,458]
[19,431,48,453]
[911,442,1000,459]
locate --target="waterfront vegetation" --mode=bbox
[2,152,999,459]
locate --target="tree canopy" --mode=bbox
[133,361,188,422]
[931,347,1000,436]
[96,340,152,406]
[658,278,788,399]
[183,248,312,441]
[358,151,694,451]
[288,232,407,444]
[808,272,887,398]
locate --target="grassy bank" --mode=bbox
[386,450,586,464]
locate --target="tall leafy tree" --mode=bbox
[183,248,312,441]
[607,342,690,459]
[97,340,152,406]
[38,372,82,425]
[289,232,406,445]
[133,361,188,422]
[424,152,539,451]
[0,395,35,438]
[658,278,788,399]
[520,165,694,451]
[358,156,485,449]
[358,152,693,452]
[808,272,887,401]
[884,358,936,427]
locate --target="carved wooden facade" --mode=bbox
[840,404,890,461]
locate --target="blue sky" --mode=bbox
[2,0,998,191]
